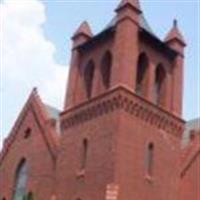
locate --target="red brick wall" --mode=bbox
[57,104,120,200]
[0,2,188,200]
[115,109,181,200]
[180,153,200,200]
[59,87,184,200]
[0,109,56,200]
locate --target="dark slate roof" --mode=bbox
[182,118,200,146]
[104,14,157,38]
[139,14,155,36]
[45,104,60,120]
[45,104,61,134]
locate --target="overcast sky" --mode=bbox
[1,0,200,147]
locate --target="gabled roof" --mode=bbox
[45,104,61,134]
[0,89,60,165]
[180,132,200,177]
[182,118,200,146]
[45,104,60,121]
[180,118,200,177]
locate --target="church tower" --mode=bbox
[58,1,186,200]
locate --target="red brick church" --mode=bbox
[0,0,199,200]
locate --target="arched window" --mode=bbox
[81,139,88,170]
[12,159,28,200]
[136,53,149,96]
[84,60,95,99]
[101,51,112,89]
[154,64,166,105]
[145,143,154,176]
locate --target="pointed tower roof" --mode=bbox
[116,0,141,13]
[104,14,157,39]
[73,21,93,39]
[164,20,186,46]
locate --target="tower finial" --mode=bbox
[72,21,93,40]
[164,19,186,47]
[173,19,177,27]
[72,21,93,48]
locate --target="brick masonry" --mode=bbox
[0,1,199,200]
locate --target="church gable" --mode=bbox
[0,89,59,200]
[0,88,59,165]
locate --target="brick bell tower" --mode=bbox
[58,1,186,200]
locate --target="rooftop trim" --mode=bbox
[61,86,184,138]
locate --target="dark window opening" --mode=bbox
[136,53,149,96]
[153,64,166,105]
[24,128,32,139]
[84,61,95,98]
[101,51,112,89]
[145,143,154,176]
[81,139,88,170]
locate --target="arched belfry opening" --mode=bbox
[135,53,149,97]
[154,64,166,106]
[101,51,112,89]
[84,60,95,99]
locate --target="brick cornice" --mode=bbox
[61,86,185,137]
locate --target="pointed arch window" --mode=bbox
[145,143,154,176]
[81,139,88,170]
[12,159,28,200]
[84,60,95,98]
[136,53,149,96]
[154,64,166,105]
[101,51,112,89]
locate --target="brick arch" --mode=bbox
[153,63,167,106]
[135,52,149,97]
[100,51,112,89]
[84,60,95,99]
